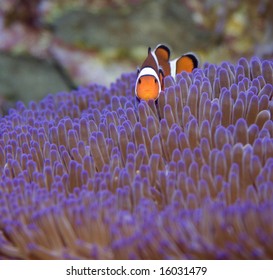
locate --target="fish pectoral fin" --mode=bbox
[159,69,164,89]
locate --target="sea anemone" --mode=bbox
[0,57,273,259]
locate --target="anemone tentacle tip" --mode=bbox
[1,58,273,259]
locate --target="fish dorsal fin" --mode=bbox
[155,44,171,77]
[176,53,198,74]
[155,44,170,61]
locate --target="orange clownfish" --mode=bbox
[135,44,198,101]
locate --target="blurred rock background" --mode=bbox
[0,0,272,115]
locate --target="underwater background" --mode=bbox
[0,0,273,109]
[0,0,273,259]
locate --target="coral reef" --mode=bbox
[183,0,273,60]
[1,57,273,259]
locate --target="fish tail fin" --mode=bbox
[176,53,199,74]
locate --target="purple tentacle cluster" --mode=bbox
[1,57,273,259]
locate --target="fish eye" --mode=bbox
[138,78,141,84]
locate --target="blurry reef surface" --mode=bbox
[0,53,69,103]
[54,1,212,51]
[0,0,273,111]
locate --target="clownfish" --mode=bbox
[135,44,198,101]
